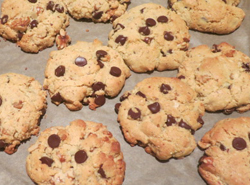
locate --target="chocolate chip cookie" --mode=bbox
[177,42,250,113]
[62,0,130,22]
[26,119,125,185]
[108,3,190,73]
[0,0,70,53]
[43,39,130,111]
[168,0,245,34]
[198,117,250,185]
[0,73,47,154]
[115,77,205,160]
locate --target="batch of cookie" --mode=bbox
[0,0,248,184]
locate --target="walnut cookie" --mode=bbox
[0,0,70,53]
[0,73,47,154]
[115,77,205,160]
[26,119,125,185]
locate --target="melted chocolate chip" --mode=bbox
[0,97,2,106]
[157,16,168,23]
[55,4,64,13]
[75,56,87,67]
[96,50,107,59]
[220,144,226,151]
[164,31,174,41]
[136,91,146,99]
[97,60,104,68]
[166,115,177,126]
[1,15,8,24]
[0,140,6,150]
[143,37,153,44]
[40,157,54,167]
[51,92,63,102]
[55,65,65,77]
[232,137,247,150]
[139,26,150,36]
[94,95,106,106]
[110,66,121,77]
[160,84,171,94]
[148,102,160,114]
[128,107,141,120]
[98,164,106,178]
[115,103,121,114]
[179,120,192,130]
[115,35,127,46]
[197,115,204,125]
[30,20,38,29]
[146,18,156,27]
[75,150,88,164]
[28,0,37,3]
[48,134,61,149]
[177,75,185,79]
[46,1,55,11]
[93,11,103,19]
[120,93,131,101]
[92,82,105,92]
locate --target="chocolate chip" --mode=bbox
[98,164,106,178]
[30,20,38,29]
[177,75,185,79]
[94,95,106,106]
[140,8,145,13]
[120,93,131,101]
[164,31,174,41]
[165,115,177,126]
[183,37,190,42]
[75,56,87,67]
[248,133,250,141]
[212,44,221,53]
[55,4,64,13]
[0,140,6,150]
[55,65,65,77]
[1,15,8,24]
[242,63,250,72]
[115,103,121,114]
[115,35,127,46]
[115,23,125,29]
[160,50,166,57]
[224,108,235,115]
[146,18,156,27]
[46,1,55,11]
[148,102,160,114]
[96,50,107,59]
[179,120,192,130]
[197,115,204,125]
[139,26,150,36]
[28,0,37,3]
[232,137,247,150]
[110,67,121,77]
[40,157,54,167]
[110,15,118,22]
[220,144,226,151]
[160,84,171,94]
[128,107,141,120]
[143,37,153,44]
[48,134,61,149]
[0,97,2,106]
[157,16,168,23]
[51,92,63,102]
[17,32,23,40]
[93,11,103,19]
[136,91,146,99]
[75,150,88,164]
[97,60,104,68]
[92,82,105,92]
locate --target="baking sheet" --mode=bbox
[0,0,249,184]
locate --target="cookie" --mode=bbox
[108,3,190,73]
[26,119,125,185]
[115,77,205,160]
[0,73,47,154]
[0,0,70,53]
[168,0,245,34]
[177,42,250,113]
[43,39,130,111]
[62,0,130,22]
[198,117,250,185]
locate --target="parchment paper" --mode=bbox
[0,0,249,185]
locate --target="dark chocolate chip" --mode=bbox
[1,15,8,24]
[157,16,168,23]
[40,157,54,167]
[220,144,226,151]
[55,65,65,77]
[120,93,131,101]
[96,50,107,59]
[164,31,174,41]
[94,95,106,106]
[160,50,166,57]
[242,63,250,72]
[148,102,160,114]
[46,1,55,11]
[30,20,38,29]
[248,133,250,141]
[17,32,23,40]
[139,26,150,36]
[110,15,118,22]
[93,11,103,19]
[51,92,63,102]
[0,140,6,150]
[197,115,204,125]
[110,66,121,77]
[143,37,153,44]
[115,23,125,29]
[165,115,177,126]
[232,137,247,150]
[55,4,64,13]
[140,8,145,13]
[177,75,185,79]
[128,107,141,120]
[115,103,121,114]
[136,91,146,99]
[179,120,192,130]
[146,18,156,27]
[0,97,2,106]
[28,0,37,3]
[115,35,127,46]
[48,134,61,149]
[168,49,173,54]
[160,84,171,94]
[75,150,88,164]
[92,82,105,92]
[97,60,104,68]
[98,164,106,178]
[212,44,221,53]
[75,56,87,67]
[224,108,235,115]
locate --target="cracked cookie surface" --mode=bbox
[108,3,190,73]
[62,0,130,22]
[0,73,47,154]
[168,0,245,34]
[0,0,70,53]
[26,119,125,185]
[43,39,130,111]
[198,117,250,185]
[115,77,205,160]
[177,42,250,113]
